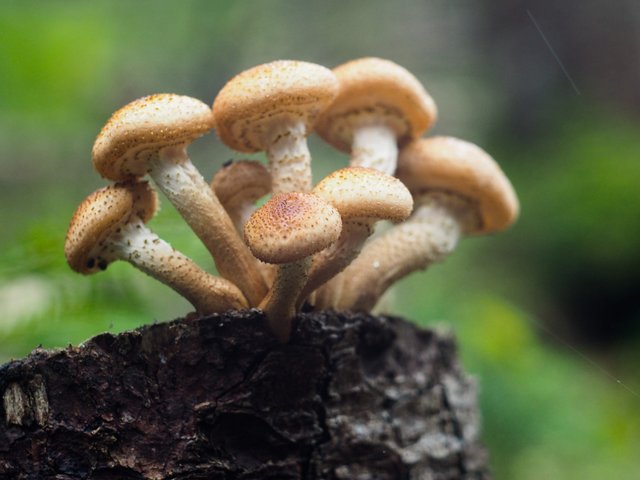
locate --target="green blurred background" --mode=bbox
[1,1,639,477]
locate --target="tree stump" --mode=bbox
[0,310,489,479]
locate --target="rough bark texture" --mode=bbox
[0,310,489,479]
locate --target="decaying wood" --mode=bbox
[0,309,489,479]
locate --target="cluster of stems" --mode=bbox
[66,58,518,343]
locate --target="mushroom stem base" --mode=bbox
[261,258,311,342]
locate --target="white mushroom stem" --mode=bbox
[148,146,267,306]
[330,193,476,312]
[101,217,248,314]
[351,124,398,175]
[260,258,311,343]
[267,120,312,194]
[297,220,372,309]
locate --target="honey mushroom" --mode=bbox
[331,136,519,312]
[213,60,338,194]
[297,166,413,309]
[92,93,267,306]
[244,193,342,342]
[64,182,248,314]
[61,55,524,334]
[315,57,437,175]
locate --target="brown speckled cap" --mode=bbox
[244,192,341,264]
[396,136,519,234]
[64,182,158,274]
[92,94,215,181]
[315,57,437,152]
[212,60,339,152]
[313,167,413,222]
[211,160,271,207]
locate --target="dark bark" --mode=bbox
[0,309,489,479]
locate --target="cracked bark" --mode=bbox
[0,310,489,479]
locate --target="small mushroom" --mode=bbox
[92,93,267,306]
[315,57,437,175]
[64,182,248,314]
[244,192,342,342]
[210,160,272,235]
[297,167,413,308]
[213,60,339,194]
[333,136,519,312]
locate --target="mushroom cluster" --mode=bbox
[65,58,518,343]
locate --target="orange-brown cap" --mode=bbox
[244,192,341,264]
[211,160,271,207]
[65,182,158,274]
[313,167,413,222]
[92,94,215,181]
[396,136,519,234]
[315,57,437,153]
[212,60,339,152]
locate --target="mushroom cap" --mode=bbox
[244,192,342,264]
[315,57,437,153]
[92,94,215,181]
[313,166,413,222]
[211,160,272,206]
[396,136,519,234]
[212,60,339,152]
[65,181,158,274]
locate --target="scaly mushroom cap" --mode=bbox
[315,57,437,153]
[92,94,215,180]
[396,136,519,234]
[212,60,339,152]
[211,160,272,207]
[65,182,158,274]
[244,192,342,264]
[313,167,413,222]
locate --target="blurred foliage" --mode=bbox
[1,1,639,479]
[495,103,640,344]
